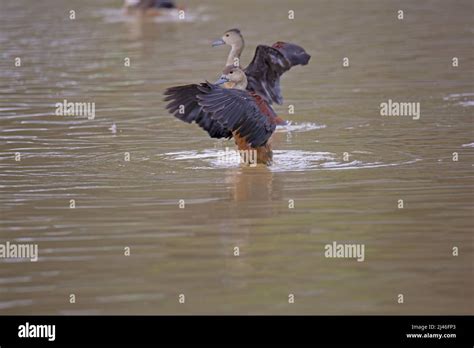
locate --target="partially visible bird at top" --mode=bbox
[164,66,284,165]
[123,0,182,16]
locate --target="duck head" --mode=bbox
[212,29,245,67]
[212,28,244,47]
[215,66,248,90]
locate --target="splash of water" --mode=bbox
[160,149,421,172]
[275,121,326,133]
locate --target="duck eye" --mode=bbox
[225,34,229,37]
[230,71,233,74]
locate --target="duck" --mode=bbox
[123,0,181,16]
[211,29,311,115]
[164,66,282,165]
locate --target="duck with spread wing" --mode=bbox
[164,30,310,165]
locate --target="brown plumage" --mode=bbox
[164,67,279,165]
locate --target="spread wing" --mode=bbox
[197,85,276,147]
[164,83,232,139]
[164,83,276,147]
[244,42,311,105]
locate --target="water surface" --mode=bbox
[0,0,473,314]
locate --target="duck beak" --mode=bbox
[212,39,225,47]
[214,75,229,85]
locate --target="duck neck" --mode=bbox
[226,41,244,67]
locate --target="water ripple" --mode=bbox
[161,149,421,172]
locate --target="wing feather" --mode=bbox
[244,43,311,105]
[165,83,277,147]
[164,83,232,139]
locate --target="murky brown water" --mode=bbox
[0,0,473,314]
